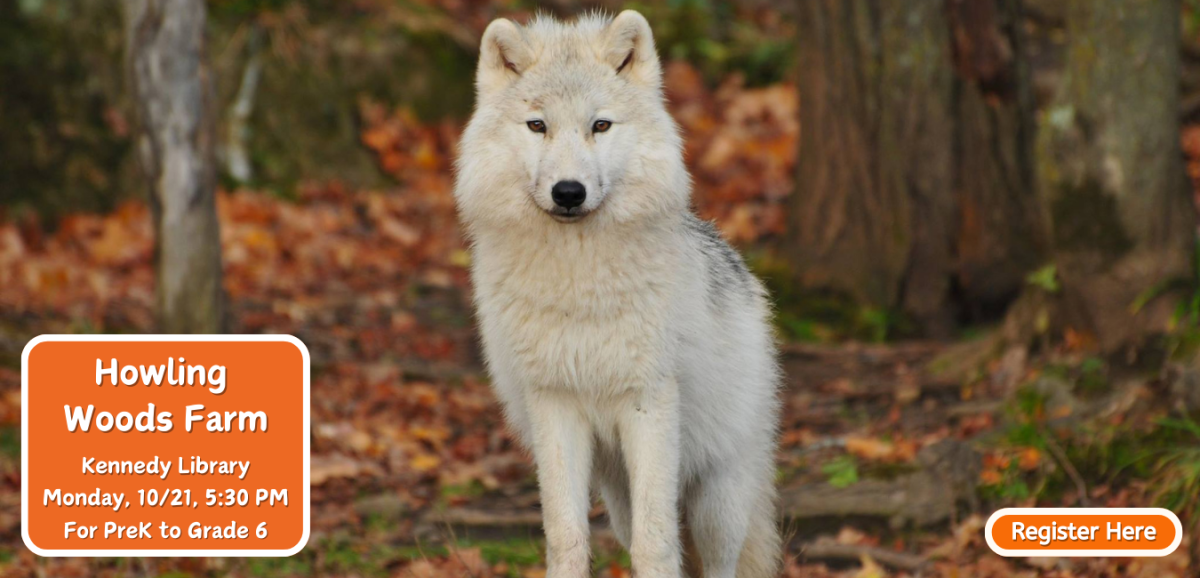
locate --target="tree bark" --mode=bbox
[1037,0,1193,351]
[788,0,1047,335]
[948,0,1047,316]
[125,0,226,333]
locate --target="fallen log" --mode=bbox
[800,538,928,572]
[782,440,981,528]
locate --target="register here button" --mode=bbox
[985,508,1182,557]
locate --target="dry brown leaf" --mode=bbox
[853,554,886,578]
[310,453,383,485]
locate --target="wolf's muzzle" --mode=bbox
[551,180,587,209]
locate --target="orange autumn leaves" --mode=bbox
[980,448,1042,486]
[664,61,797,243]
[843,435,919,463]
[359,98,458,197]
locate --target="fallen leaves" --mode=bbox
[853,554,886,578]
[1017,447,1042,471]
[310,453,384,486]
[396,547,492,578]
[844,435,919,463]
[665,62,797,243]
[359,100,458,188]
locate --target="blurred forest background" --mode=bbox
[4,0,1200,576]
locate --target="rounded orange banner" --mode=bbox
[985,508,1182,557]
[22,335,310,557]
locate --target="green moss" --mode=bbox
[977,407,1200,515]
[593,547,632,574]
[386,538,544,573]
[323,540,375,575]
[1076,356,1109,395]
[439,480,486,501]
[626,0,794,86]
[821,456,859,488]
[0,427,18,461]
[747,251,916,343]
[0,1,134,225]
[363,510,397,532]
[246,555,314,577]
[1025,265,1061,294]
[471,538,544,567]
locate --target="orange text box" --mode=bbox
[22,335,309,556]
[985,508,1182,557]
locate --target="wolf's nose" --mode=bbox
[551,181,587,209]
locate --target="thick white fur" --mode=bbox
[455,11,781,578]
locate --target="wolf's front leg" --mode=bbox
[620,381,683,578]
[527,389,593,578]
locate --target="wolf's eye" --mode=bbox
[592,120,612,133]
[526,120,546,133]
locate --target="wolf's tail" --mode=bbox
[736,484,782,578]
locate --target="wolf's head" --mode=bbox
[455,11,688,231]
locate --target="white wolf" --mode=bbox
[454,10,781,578]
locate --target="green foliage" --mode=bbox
[323,540,373,574]
[1130,238,1199,325]
[208,0,363,22]
[209,0,296,19]
[1188,0,1200,36]
[821,455,859,488]
[471,538,544,567]
[363,510,397,532]
[1011,386,1048,427]
[772,296,907,344]
[978,396,1200,521]
[439,480,487,501]
[749,251,914,343]
[1146,417,1200,523]
[855,307,894,344]
[1030,358,1111,399]
[1171,237,1200,329]
[0,427,18,461]
[1042,417,1200,522]
[0,1,134,223]
[1147,238,1200,360]
[593,548,632,574]
[1076,356,1108,395]
[1005,421,1044,450]
[387,538,544,568]
[627,0,794,86]
[778,316,824,343]
[1025,264,1060,293]
[246,555,314,577]
[977,388,1054,503]
[979,466,1031,502]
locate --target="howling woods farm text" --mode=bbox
[62,359,269,433]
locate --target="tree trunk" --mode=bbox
[948,0,1047,317]
[1037,0,1193,352]
[788,0,1047,335]
[125,0,226,333]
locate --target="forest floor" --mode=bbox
[1,61,1199,578]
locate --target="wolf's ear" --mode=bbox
[478,19,532,95]
[602,10,659,85]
